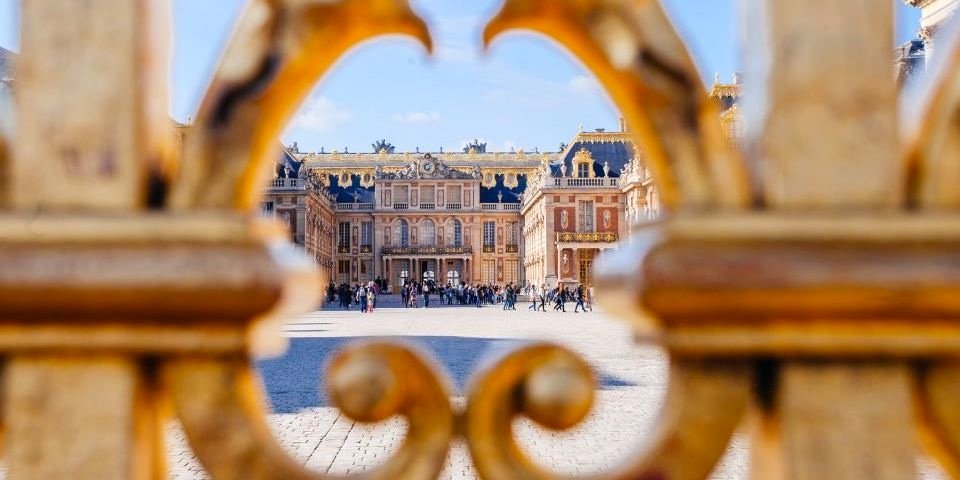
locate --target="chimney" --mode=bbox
[618,117,627,132]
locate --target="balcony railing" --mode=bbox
[393,203,409,210]
[482,245,494,253]
[419,203,436,210]
[445,203,462,210]
[268,178,303,189]
[550,177,620,188]
[382,246,473,255]
[336,203,374,211]
[480,203,522,211]
[556,232,618,243]
[506,244,519,253]
[337,245,350,253]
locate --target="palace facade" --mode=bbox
[264,77,742,292]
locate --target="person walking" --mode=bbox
[539,285,547,312]
[358,284,368,313]
[528,284,539,310]
[409,283,418,308]
[423,282,430,308]
[574,284,586,313]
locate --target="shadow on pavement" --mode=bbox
[256,336,635,414]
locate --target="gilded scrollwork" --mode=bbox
[483,0,751,210]
[166,342,455,480]
[170,0,432,210]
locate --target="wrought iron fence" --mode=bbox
[3,0,960,479]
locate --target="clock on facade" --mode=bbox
[421,159,436,176]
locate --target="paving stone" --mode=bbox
[0,298,947,479]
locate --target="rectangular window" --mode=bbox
[482,259,496,284]
[483,221,495,248]
[360,221,373,247]
[505,260,519,284]
[447,186,462,205]
[453,221,463,246]
[578,201,595,233]
[261,202,274,216]
[338,222,350,247]
[395,185,409,204]
[421,185,435,203]
[507,222,518,245]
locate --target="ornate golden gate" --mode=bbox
[4,0,960,478]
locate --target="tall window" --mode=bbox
[337,260,350,283]
[394,219,409,247]
[507,222,518,246]
[338,222,350,247]
[422,219,436,246]
[360,221,373,247]
[483,221,495,249]
[505,259,519,284]
[578,201,594,233]
[452,220,463,246]
[482,259,496,284]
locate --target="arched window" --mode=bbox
[452,220,463,247]
[394,220,410,247]
[422,219,436,246]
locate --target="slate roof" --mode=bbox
[479,174,527,203]
[551,133,636,178]
[328,176,376,203]
[274,145,302,178]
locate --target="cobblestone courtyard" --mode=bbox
[165,297,941,479]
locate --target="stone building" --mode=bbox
[267,77,742,292]
[898,0,959,82]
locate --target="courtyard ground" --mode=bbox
[164,296,941,479]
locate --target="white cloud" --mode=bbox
[290,96,353,132]
[568,75,602,96]
[393,111,441,124]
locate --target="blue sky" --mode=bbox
[0,1,922,153]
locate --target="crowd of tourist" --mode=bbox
[326,278,594,313]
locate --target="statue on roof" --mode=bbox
[558,142,567,152]
[463,139,487,153]
[371,139,395,154]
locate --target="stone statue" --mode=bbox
[603,161,610,178]
[497,191,503,203]
[562,252,570,273]
[560,210,569,230]
[560,163,567,177]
